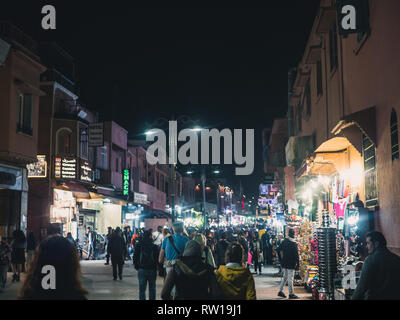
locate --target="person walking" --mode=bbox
[85,227,95,260]
[66,232,75,246]
[251,233,263,275]
[18,235,88,300]
[277,228,299,299]
[193,234,216,269]
[0,236,11,292]
[26,232,36,270]
[159,221,188,276]
[11,230,26,282]
[261,229,271,265]
[104,227,113,265]
[123,226,133,260]
[133,230,159,300]
[215,232,230,267]
[161,240,219,300]
[109,227,125,280]
[352,231,400,300]
[153,226,164,247]
[214,242,256,300]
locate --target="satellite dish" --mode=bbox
[0,38,11,65]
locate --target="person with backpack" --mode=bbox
[133,230,159,300]
[161,240,220,300]
[193,234,216,269]
[159,221,188,276]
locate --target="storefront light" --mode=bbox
[318,175,331,185]
[340,165,363,186]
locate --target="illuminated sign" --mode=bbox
[123,169,130,198]
[80,160,92,182]
[27,155,47,178]
[54,157,77,180]
[259,184,269,195]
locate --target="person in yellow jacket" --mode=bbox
[214,242,256,300]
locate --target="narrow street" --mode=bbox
[0,261,311,300]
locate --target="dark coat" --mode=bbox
[109,232,125,258]
[215,239,230,266]
[352,247,400,300]
[277,238,299,270]
[133,239,158,270]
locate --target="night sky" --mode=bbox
[2,1,320,198]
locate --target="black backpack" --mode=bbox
[139,244,156,269]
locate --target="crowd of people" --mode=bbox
[1,223,400,300]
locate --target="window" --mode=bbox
[329,23,338,71]
[57,128,72,155]
[297,104,303,133]
[357,0,370,44]
[363,135,379,208]
[115,157,119,172]
[391,109,399,161]
[17,93,33,135]
[80,128,88,160]
[316,60,323,96]
[100,146,107,170]
[304,79,312,117]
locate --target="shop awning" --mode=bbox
[55,182,91,199]
[296,137,357,179]
[87,192,127,206]
[331,106,377,149]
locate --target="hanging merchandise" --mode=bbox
[334,197,348,219]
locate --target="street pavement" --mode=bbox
[0,260,312,300]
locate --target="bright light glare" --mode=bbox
[347,215,359,226]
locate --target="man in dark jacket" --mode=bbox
[352,231,400,300]
[133,230,159,300]
[109,227,125,280]
[215,232,230,267]
[261,230,272,265]
[277,228,299,299]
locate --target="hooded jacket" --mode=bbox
[161,240,217,300]
[215,265,256,300]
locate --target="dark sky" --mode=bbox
[2,1,320,198]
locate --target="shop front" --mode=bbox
[51,188,77,238]
[0,164,28,239]
[290,136,375,300]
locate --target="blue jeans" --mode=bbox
[87,243,94,259]
[138,269,156,300]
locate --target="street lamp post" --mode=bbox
[145,115,199,223]
[201,167,207,230]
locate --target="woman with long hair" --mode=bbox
[11,230,26,282]
[18,235,88,300]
